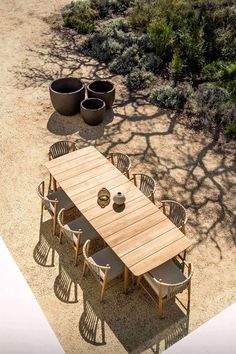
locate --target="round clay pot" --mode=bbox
[80,98,106,126]
[49,77,85,116]
[87,80,115,109]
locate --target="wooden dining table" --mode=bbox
[45,146,192,292]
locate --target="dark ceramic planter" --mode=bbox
[49,77,85,116]
[80,98,106,126]
[87,80,115,109]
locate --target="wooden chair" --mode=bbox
[160,200,188,266]
[57,209,100,266]
[160,200,187,234]
[108,152,131,179]
[48,140,76,160]
[82,240,124,302]
[131,173,156,203]
[138,258,193,318]
[37,181,74,236]
[49,141,76,190]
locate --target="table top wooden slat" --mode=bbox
[45,146,192,276]
[130,237,192,276]
[45,146,95,168]
[53,156,106,182]
[96,203,158,238]
[62,168,122,193]
[48,152,103,175]
[123,228,188,267]
[109,214,169,250]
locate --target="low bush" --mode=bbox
[169,51,185,80]
[63,16,95,34]
[125,68,155,91]
[79,35,123,62]
[202,61,236,99]
[109,0,132,14]
[109,45,140,74]
[91,0,132,18]
[195,84,231,127]
[140,52,162,74]
[62,0,97,33]
[128,0,157,30]
[62,0,97,21]
[148,19,174,60]
[225,122,236,136]
[150,85,186,109]
[196,85,229,114]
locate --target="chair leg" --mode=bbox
[53,178,57,192]
[151,193,155,204]
[82,261,87,277]
[181,224,186,235]
[59,229,63,244]
[159,298,164,319]
[100,282,106,302]
[124,266,129,294]
[187,282,191,315]
[41,202,44,218]
[53,214,57,236]
[74,244,80,266]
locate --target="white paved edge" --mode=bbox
[162,303,236,354]
[0,237,65,354]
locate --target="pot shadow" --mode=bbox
[47,111,81,135]
[47,108,114,141]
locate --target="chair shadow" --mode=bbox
[79,297,106,346]
[33,215,56,267]
[79,284,189,353]
[34,217,190,353]
[47,108,114,140]
[54,262,78,303]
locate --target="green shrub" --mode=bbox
[102,17,129,32]
[109,45,140,74]
[62,0,97,33]
[150,85,186,109]
[196,85,229,113]
[110,0,132,14]
[63,16,95,34]
[169,51,185,80]
[195,84,231,125]
[62,0,97,22]
[90,0,110,17]
[225,123,236,136]
[128,0,157,30]
[147,19,174,59]
[140,52,162,73]
[202,60,236,98]
[78,18,127,61]
[125,68,155,90]
[79,35,123,62]
[91,0,132,18]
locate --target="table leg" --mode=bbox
[53,177,57,192]
[124,266,129,294]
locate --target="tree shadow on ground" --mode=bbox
[34,217,190,353]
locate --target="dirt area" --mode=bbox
[0,1,236,353]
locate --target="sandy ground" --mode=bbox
[0,0,236,353]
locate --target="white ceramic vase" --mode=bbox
[113,192,126,205]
